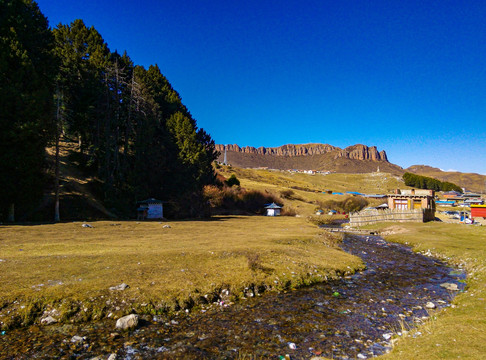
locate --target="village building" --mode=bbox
[137,198,164,220]
[363,194,388,199]
[465,198,485,205]
[443,190,462,199]
[387,189,436,221]
[471,205,486,225]
[436,200,455,207]
[462,192,482,199]
[265,202,282,216]
[443,196,463,205]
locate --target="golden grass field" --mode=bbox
[0,216,362,329]
[218,166,407,215]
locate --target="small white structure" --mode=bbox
[137,198,164,220]
[265,202,282,216]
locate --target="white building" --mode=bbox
[137,198,164,220]
[265,202,283,216]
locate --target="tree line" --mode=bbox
[402,173,462,193]
[0,0,218,221]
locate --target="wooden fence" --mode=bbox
[349,208,426,227]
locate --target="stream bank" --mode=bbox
[0,235,465,359]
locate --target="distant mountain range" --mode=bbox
[215,143,486,193]
[215,143,403,175]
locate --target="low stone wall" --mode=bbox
[349,208,430,227]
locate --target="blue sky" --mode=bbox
[37,0,486,174]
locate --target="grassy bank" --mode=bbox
[0,216,362,330]
[373,222,486,359]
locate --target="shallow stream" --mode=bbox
[0,235,465,359]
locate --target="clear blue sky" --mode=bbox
[37,0,486,174]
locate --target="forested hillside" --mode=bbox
[406,165,486,193]
[0,0,218,221]
[402,172,462,193]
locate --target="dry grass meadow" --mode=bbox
[218,166,406,216]
[0,216,362,329]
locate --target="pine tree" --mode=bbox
[52,19,110,154]
[51,20,218,218]
[0,0,56,221]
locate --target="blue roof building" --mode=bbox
[264,202,282,216]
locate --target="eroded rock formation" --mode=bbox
[215,143,388,162]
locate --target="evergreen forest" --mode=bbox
[402,173,462,193]
[0,0,218,221]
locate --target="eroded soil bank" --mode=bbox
[0,235,465,359]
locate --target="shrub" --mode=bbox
[307,215,337,226]
[280,189,303,201]
[225,174,240,187]
[204,185,280,215]
[204,185,224,207]
[316,196,368,213]
[317,199,339,211]
[342,196,368,213]
[238,189,279,213]
[280,189,295,199]
[281,206,297,216]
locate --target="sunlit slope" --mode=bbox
[218,166,408,216]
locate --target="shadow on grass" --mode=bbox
[0,214,267,227]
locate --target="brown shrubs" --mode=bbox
[307,215,339,226]
[317,196,368,213]
[281,206,297,217]
[280,189,294,199]
[204,185,280,215]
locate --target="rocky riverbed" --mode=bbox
[0,235,465,359]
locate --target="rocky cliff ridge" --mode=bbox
[215,143,388,162]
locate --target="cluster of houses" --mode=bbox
[253,167,331,175]
[437,190,484,206]
[319,188,485,224]
[135,188,485,223]
[286,169,331,175]
[434,190,485,224]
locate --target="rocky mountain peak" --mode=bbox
[215,143,388,162]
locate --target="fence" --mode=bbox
[349,208,428,227]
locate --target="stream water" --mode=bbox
[0,235,465,359]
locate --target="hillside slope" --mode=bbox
[42,141,117,221]
[406,165,486,193]
[217,166,405,216]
